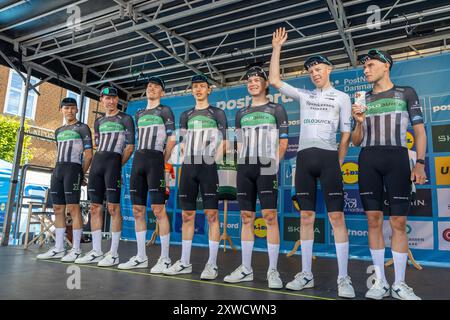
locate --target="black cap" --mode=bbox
[100,86,118,97]
[60,97,77,108]
[304,55,333,70]
[244,66,268,80]
[191,74,210,85]
[358,49,393,70]
[147,76,165,90]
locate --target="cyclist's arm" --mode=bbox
[235,110,243,160]
[163,107,177,163]
[269,36,305,103]
[338,133,350,167]
[214,108,228,163]
[413,124,426,163]
[82,149,93,174]
[407,87,427,183]
[278,139,288,161]
[406,87,426,161]
[164,137,176,163]
[338,94,352,165]
[351,100,365,146]
[351,122,364,146]
[122,115,135,166]
[269,42,284,89]
[122,144,134,166]
[276,104,289,161]
[178,111,189,160]
[93,118,100,149]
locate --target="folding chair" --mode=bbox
[23,189,72,249]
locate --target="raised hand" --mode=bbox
[272,27,288,49]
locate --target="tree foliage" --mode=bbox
[0,115,33,165]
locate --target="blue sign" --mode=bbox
[430,94,450,123]
[343,189,365,215]
[175,212,205,235]
[120,52,450,266]
[330,219,369,246]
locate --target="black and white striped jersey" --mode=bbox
[235,102,288,161]
[361,86,424,148]
[179,106,227,162]
[55,121,92,165]
[135,105,175,152]
[94,112,135,155]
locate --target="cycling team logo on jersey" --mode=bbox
[406,131,415,150]
[341,162,359,184]
[254,218,267,238]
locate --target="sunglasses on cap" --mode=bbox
[100,87,118,96]
[358,49,393,69]
[191,74,210,85]
[304,55,333,70]
[245,66,268,80]
[147,76,165,90]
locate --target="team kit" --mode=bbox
[37,28,427,300]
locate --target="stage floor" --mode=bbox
[1,241,448,300]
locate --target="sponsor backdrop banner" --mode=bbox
[122,53,450,265]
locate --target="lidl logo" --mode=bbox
[435,156,450,185]
[406,131,414,150]
[341,162,359,184]
[254,218,267,238]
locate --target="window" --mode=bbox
[4,70,39,119]
[66,90,90,124]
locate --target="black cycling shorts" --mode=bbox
[358,146,412,216]
[130,149,165,206]
[88,151,122,204]
[178,163,219,210]
[237,162,278,212]
[50,163,83,205]
[295,147,344,212]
